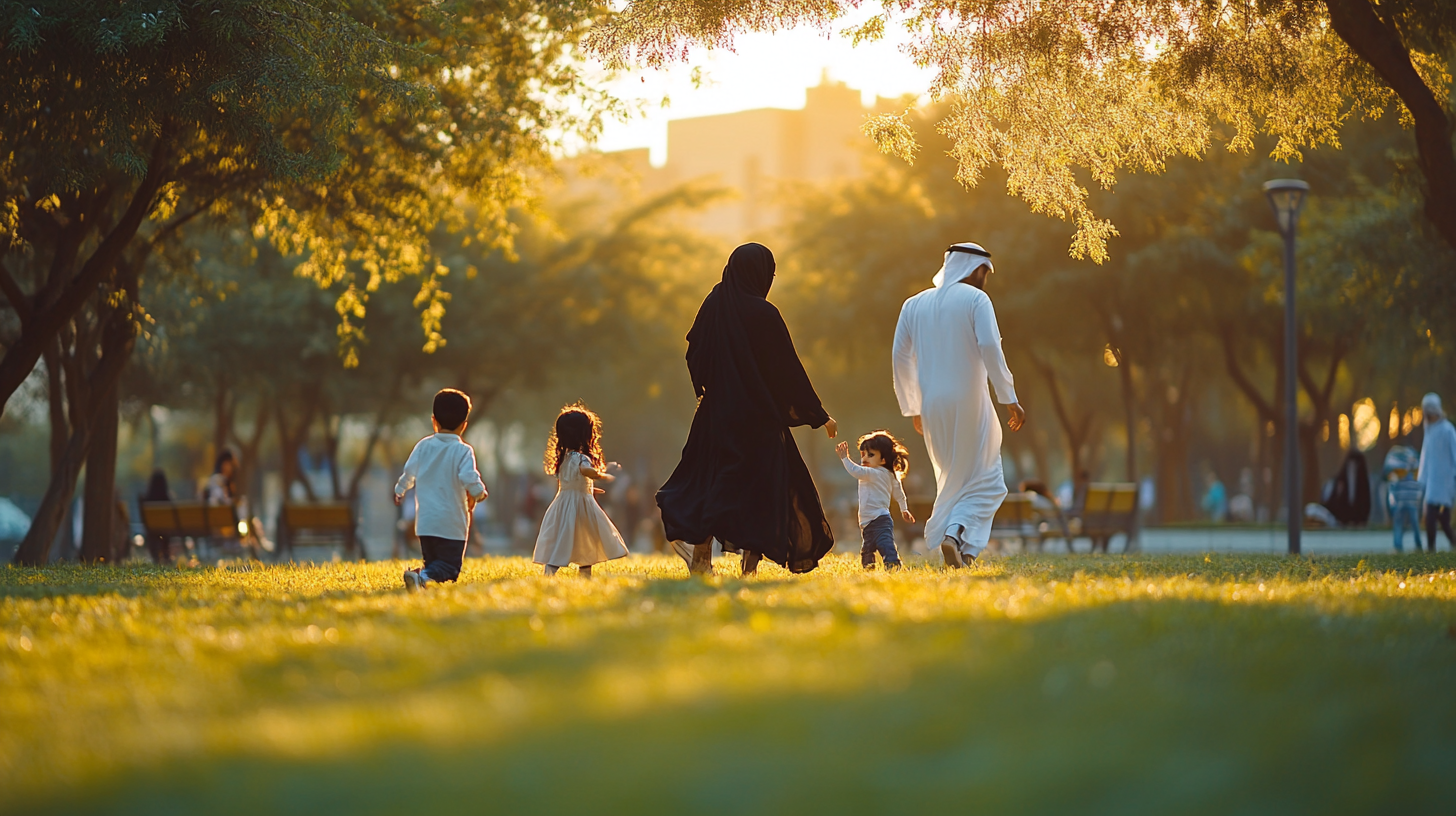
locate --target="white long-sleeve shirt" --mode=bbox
[1419,417,1456,507]
[841,457,910,527]
[394,433,488,540]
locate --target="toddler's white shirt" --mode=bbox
[395,433,488,540]
[841,458,910,527]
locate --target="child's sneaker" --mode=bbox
[403,569,427,592]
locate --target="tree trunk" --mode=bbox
[79,383,121,563]
[1326,0,1456,255]
[229,397,271,507]
[212,376,233,463]
[44,343,67,479]
[277,396,320,503]
[14,300,139,565]
[1116,350,1137,483]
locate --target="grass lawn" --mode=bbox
[2,552,1454,815]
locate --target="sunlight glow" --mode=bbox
[1352,399,1380,452]
[594,16,935,164]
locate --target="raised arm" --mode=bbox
[839,454,878,480]
[972,294,1018,405]
[892,302,920,418]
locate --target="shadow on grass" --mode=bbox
[12,568,1456,816]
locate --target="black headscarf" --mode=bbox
[656,243,834,572]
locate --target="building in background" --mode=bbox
[562,74,900,237]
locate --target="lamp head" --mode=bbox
[1262,179,1310,236]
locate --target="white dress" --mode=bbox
[533,451,630,567]
[892,253,1018,557]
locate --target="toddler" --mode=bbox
[395,389,488,591]
[1385,446,1423,553]
[533,404,629,576]
[837,431,914,570]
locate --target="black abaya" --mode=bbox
[656,243,834,573]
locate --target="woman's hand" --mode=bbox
[825,417,838,439]
[902,510,915,524]
[912,416,923,436]
[835,441,850,459]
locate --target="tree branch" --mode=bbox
[1219,322,1275,421]
[0,259,30,325]
[0,128,173,415]
[1326,0,1456,253]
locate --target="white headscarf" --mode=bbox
[1423,392,1444,419]
[932,242,994,290]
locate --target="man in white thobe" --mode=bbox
[893,243,1025,567]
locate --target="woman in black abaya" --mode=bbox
[656,242,838,575]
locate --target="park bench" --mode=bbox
[277,502,360,560]
[988,493,1041,553]
[1077,482,1139,553]
[138,501,241,557]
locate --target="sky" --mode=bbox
[591,19,937,166]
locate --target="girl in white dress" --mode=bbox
[533,405,629,576]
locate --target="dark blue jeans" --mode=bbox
[860,514,901,569]
[419,535,465,582]
[1392,504,1422,552]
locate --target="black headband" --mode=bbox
[947,244,991,259]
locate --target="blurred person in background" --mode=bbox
[203,450,236,506]
[1418,393,1456,551]
[141,469,173,563]
[1201,470,1228,523]
[1384,446,1423,553]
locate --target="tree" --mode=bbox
[4,0,615,563]
[588,0,1456,260]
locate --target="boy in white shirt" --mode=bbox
[395,389,488,591]
[837,431,915,570]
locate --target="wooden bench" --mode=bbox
[988,493,1041,553]
[1078,482,1139,552]
[278,502,359,559]
[138,501,241,557]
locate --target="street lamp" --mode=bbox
[1263,178,1309,555]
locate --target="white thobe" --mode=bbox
[1419,417,1456,507]
[893,275,1017,555]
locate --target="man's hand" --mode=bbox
[394,493,403,507]
[824,417,838,439]
[902,510,915,524]
[1006,402,1026,432]
[836,441,850,459]
[911,415,923,436]
[592,487,606,495]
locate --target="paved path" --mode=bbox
[1093,527,1435,556]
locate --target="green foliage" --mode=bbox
[0,0,617,368]
[2,552,1454,813]
[778,105,1455,512]
[587,0,1456,262]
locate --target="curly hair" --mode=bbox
[544,403,603,476]
[858,430,909,474]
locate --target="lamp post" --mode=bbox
[1263,179,1309,556]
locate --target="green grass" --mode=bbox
[3,553,1454,815]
